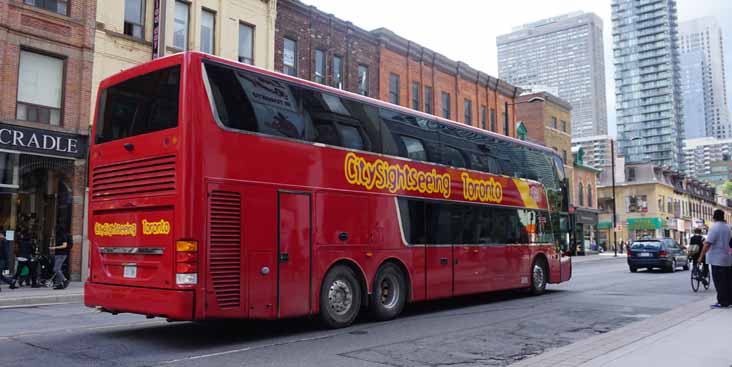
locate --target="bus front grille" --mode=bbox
[91,155,176,199]
[208,190,242,309]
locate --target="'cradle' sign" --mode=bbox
[0,122,87,159]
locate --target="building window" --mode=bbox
[0,152,19,188]
[332,56,343,89]
[16,50,64,126]
[200,9,215,54]
[503,102,509,136]
[173,1,189,50]
[124,0,145,39]
[24,0,68,15]
[587,185,593,207]
[389,73,400,105]
[563,150,568,163]
[626,195,648,213]
[424,86,433,114]
[442,92,451,119]
[480,105,487,130]
[578,183,584,206]
[283,38,297,76]
[551,116,558,129]
[561,120,567,132]
[238,23,254,64]
[313,49,325,84]
[411,82,420,111]
[490,108,496,131]
[464,99,472,124]
[627,167,636,181]
[357,65,369,96]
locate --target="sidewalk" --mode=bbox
[0,281,83,307]
[510,296,731,367]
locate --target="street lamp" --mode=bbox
[611,139,618,257]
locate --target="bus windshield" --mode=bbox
[95,65,180,144]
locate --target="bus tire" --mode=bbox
[370,263,407,321]
[530,258,548,296]
[319,265,362,329]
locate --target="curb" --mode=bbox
[571,255,626,264]
[508,296,715,367]
[0,292,83,307]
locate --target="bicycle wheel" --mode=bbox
[690,266,700,292]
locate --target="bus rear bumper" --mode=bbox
[85,282,194,320]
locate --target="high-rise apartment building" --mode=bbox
[572,135,615,170]
[497,12,608,138]
[612,0,684,170]
[679,17,731,139]
[683,137,732,178]
[679,50,707,139]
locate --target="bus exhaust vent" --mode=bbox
[92,155,176,199]
[208,190,242,309]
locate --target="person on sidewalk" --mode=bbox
[0,231,18,292]
[12,231,38,288]
[689,228,709,286]
[699,209,732,308]
[48,226,72,290]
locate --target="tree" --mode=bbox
[721,181,732,199]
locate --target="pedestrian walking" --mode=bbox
[699,209,732,308]
[0,231,18,291]
[12,231,38,288]
[48,226,72,290]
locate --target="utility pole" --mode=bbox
[611,140,618,257]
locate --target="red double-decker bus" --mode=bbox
[85,52,571,328]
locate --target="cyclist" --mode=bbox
[688,228,708,286]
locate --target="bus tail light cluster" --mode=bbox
[176,240,198,285]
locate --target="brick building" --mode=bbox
[372,28,519,136]
[0,0,95,279]
[274,1,518,136]
[274,0,379,97]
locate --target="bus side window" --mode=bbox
[399,136,428,161]
[337,124,366,150]
[313,120,340,146]
[441,145,467,169]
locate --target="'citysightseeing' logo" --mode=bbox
[461,173,504,204]
[344,152,451,198]
[94,222,137,237]
[142,219,171,235]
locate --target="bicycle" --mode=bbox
[690,257,710,292]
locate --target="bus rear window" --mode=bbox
[95,66,180,144]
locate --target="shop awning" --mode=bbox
[627,217,664,230]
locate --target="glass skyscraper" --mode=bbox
[497,12,608,138]
[679,17,731,139]
[612,0,684,170]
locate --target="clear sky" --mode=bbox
[303,0,732,138]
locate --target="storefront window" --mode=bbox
[626,195,647,213]
[0,152,19,188]
[0,154,75,258]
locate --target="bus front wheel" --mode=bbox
[530,259,548,296]
[370,263,407,321]
[320,265,362,328]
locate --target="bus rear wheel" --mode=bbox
[319,265,362,329]
[530,259,548,296]
[370,263,407,321]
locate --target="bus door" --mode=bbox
[277,191,312,318]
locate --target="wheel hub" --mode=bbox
[533,264,544,288]
[328,279,353,315]
[379,274,400,309]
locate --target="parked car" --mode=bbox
[627,238,689,273]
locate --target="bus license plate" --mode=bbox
[123,264,137,278]
[639,253,651,257]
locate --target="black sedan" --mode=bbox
[627,238,689,273]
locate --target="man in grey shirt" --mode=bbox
[701,209,732,308]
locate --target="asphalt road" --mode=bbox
[0,257,712,367]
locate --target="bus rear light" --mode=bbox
[176,273,198,285]
[176,252,197,262]
[176,240,198,252]
[175,262,197,273]
[176,240,198,285]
